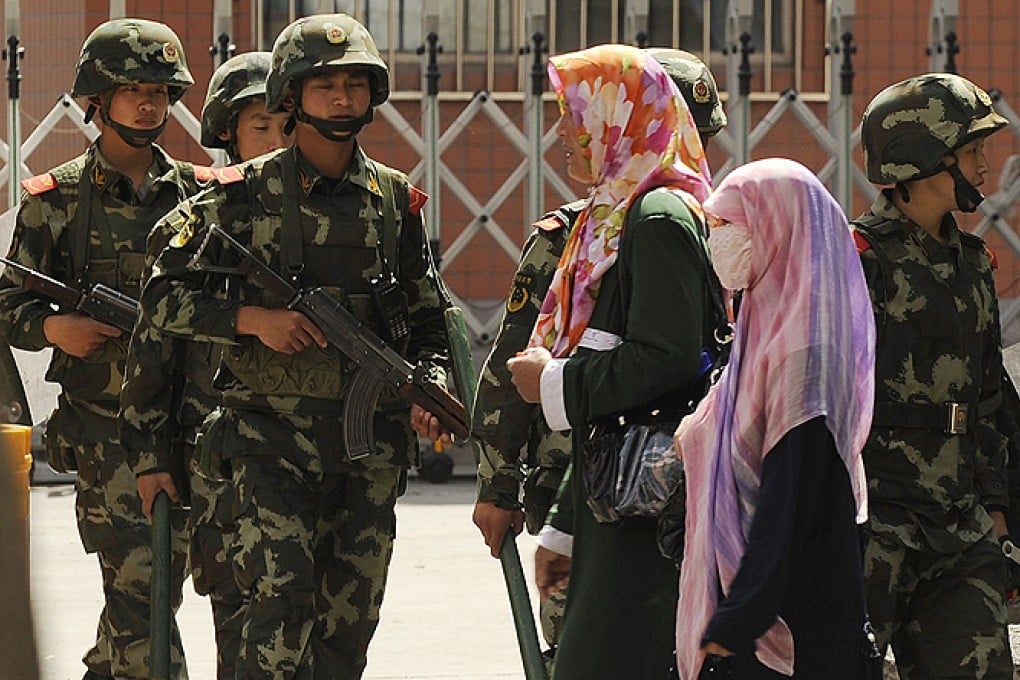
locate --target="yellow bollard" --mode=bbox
[0,424,32,564]
[0,422,38,679]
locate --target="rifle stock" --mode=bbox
[201,225,468,455]
[0,256,138,332]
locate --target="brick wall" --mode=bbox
[1,1,1018,314]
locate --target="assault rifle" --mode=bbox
[196,224,469,458]
[0,256,138,332]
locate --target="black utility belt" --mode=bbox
[872,393,1001,435]
[219,395,345,416]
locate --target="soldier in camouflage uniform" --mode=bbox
[139,14,451,679]
[200,51,294,163]
[853,73,1016,678]
[120,51,293,680]
[470,48,727,656]
[0,19,198,680]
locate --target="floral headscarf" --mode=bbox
[528,45,713,356]
[675,159,875,678]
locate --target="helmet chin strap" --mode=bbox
[293,106,374,142]
[945,163,985,213]
[88,94,168,148]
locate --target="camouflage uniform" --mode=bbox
[140,14,451,679]
[471,48,727,652]
[853,73,1015,679]
[121,53,278,680]
[0,19,197,679]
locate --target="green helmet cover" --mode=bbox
[72,18,193,103]
[646,48,727,135]
[266,13,389,113]
[862,72,1008,184]
[201,51,273,148]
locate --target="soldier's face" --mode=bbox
[556,109,594,185]
[106,83,171,129]
[299,68,372,121]
[949,137,990,189]
[228,98,294,162]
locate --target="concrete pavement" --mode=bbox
[28,478,541,680]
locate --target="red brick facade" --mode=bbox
[2,1,1019,310]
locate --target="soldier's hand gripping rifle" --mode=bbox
[196,225,469,457]
[0,256,138,332]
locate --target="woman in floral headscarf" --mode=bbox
[507,44,714,678]
[675,159,878,679]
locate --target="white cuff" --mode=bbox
[537,524,574,557]
[540,358,571,431]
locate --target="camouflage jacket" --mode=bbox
[0,142,202,444]
[139,145,451,472]
[120,185,228,476]
[854,192,1011,553]
[472,201,583,530]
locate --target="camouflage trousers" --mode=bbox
[864,528,1012,679]
[230,455,400,680]
[188,454,245,680]
[73,440,190,679]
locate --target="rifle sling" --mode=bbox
[280,154,304,286]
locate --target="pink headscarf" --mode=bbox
[675,159,875,678]
[528,44,713,356]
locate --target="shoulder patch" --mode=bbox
[194,165,245,185]
[534,216,566,233]
[21,173,57,196]
[408,185,429,216]
[986,245,999,270]
[853,230,872,254]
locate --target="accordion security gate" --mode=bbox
[2,0,1020,341]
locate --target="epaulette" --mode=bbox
[853,230,872,254]
[21,173,58,196]
[533,214,567,233]
[194,165,245,185]
[408,185,428,216]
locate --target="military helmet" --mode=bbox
[862,73,1008,184]
[71,18,193,103]
[201,51,273,148]
[266,14,389,113]
[645,48,727,135]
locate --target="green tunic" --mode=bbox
[550,188,714,680]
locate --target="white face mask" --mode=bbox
[708,222,754,290]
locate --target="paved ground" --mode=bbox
[26,475,1020,680]
[29,477,541,680]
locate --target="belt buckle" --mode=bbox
[946,402,968,434]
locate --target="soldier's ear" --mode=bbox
[217,129,233,143]
[281,95,296,113]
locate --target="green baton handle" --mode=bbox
[150,490,171,679]
[443,307,547,680]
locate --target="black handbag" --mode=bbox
[583,417,683,523]
[582,206,731,526]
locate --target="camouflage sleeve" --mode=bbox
[976,281,1010,510]
[0,191,67,350]
[473,227,569,503]
[399,194,452,383]
[119,310,176,475]
[141,188,242,344]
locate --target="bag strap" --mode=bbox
[618,190,730,353]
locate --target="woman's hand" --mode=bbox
[506,347,551,404]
